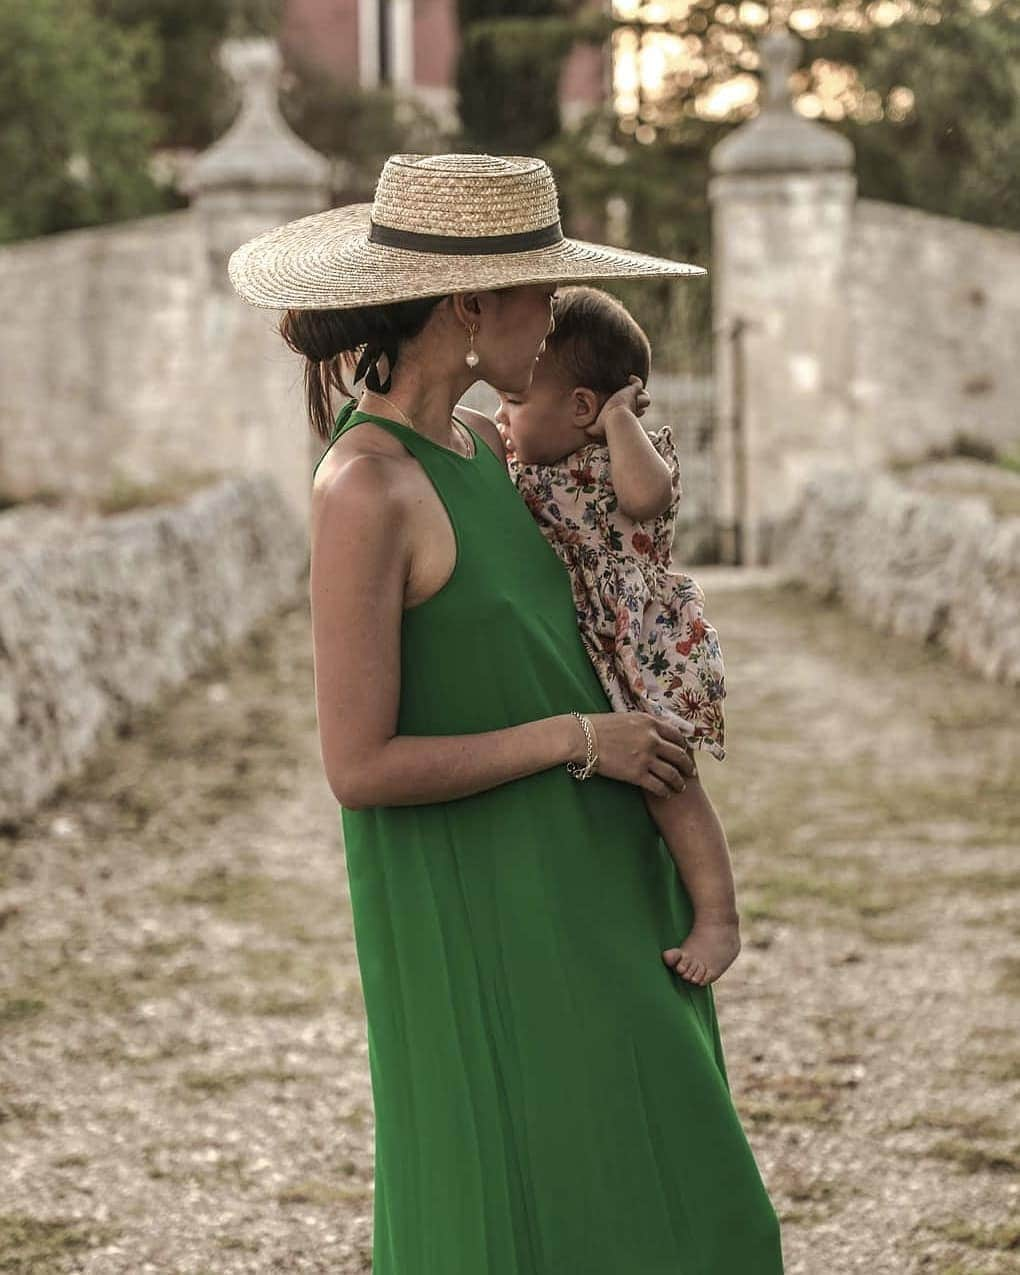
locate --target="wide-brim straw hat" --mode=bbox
[227,153,706,310]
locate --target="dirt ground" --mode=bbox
[1,574,1017,1274]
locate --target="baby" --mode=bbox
[495,285,740,986]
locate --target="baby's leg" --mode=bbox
[646,776,742,986]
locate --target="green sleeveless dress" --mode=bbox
[314,403,784,1275]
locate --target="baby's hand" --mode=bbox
[587,376,651,441]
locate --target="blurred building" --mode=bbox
[279,0,608,130]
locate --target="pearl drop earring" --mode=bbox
[465,324,480,368]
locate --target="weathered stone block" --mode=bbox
[774,465,1020,686]
[0,475,307,823]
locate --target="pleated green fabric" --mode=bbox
[317,405,784,1274]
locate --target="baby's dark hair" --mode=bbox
[544,286,651,394]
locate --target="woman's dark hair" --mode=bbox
[545,285,651,395]
[279,294,448,441]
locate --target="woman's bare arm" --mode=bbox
[311,453,585,809]
[310,450,695,810]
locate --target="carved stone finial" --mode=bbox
[184,37,330,195]
[709,28,854,175]
[760,29,799,112]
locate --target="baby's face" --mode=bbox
[494,354,587,466]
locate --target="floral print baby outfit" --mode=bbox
[508,425,726,760]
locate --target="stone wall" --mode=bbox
[0,208,323,526]
[771,464,1020,686]
[710,182,1020,566]
[1,211,203,495]
[648,373,716,565]
[0,475,308,824]
[0,38,330,530]
[710,29,1020,566]
[849,199,1020,467]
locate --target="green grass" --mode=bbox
[925,1138,1020,1175]
[0,487,64,513]
[141,1140,251,1186]
[978,1053,1020,1084]
[738,1071,848,1128]
[96,469,224,515]
[156,867,338,947]
[0,1214,120,1273]
[176,1066,310,1095]
[890,1110,1004,1140]
[774,1170,840,1224]
[0,1095,49,1126]
[0,998,46,1027]
[276,1177,371,1205]
[928,1217,1020,1251]
[993,956,1020,998]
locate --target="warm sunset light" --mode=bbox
[609,1,913,124]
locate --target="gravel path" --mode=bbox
[1,576,1017,1274]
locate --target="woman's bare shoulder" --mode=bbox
[311,429,415,540]
[456,407,507,467]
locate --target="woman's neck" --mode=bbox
[358,363,475,448]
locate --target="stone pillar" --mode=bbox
[709,30,856,566]
[183,39,332,526]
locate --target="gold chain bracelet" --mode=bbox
[566,711,599,781]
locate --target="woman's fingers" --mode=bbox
[588,713,697,792]
[654,739,697,778]
[652,717,694,748]
[648,757,687,793]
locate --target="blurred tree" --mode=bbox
[537,0,1020,367]
[0,0,168,242]
[584,0,1020,234]
[279,54,451,199]
[92,0,283,148]
[811,0,1020,229]
[457,15,575,152]
[455,0,612,152]
[542,111,719,373]
[97,0,449,200]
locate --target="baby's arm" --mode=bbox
[593,377,673,521]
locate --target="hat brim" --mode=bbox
[227,203,706,310]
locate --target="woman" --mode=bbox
[229,153,784,1274]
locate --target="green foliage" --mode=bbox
[542,110,718,373]
[93,0,446,201]
[491,0,1020,369]
[0,0,441,242]
[451,1,719,365]
[457,0,573,24]
[454,0,611,152]
[279,57,450,199]
[93,0,282,149]
[811,0,1020,230]
[457,17,577,151]
[0,0,171,243]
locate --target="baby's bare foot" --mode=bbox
[661,917,741,986]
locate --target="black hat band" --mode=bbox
[368,220,564,256]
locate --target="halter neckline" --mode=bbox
[334,401,480,461]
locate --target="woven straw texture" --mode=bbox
[227,154,705,311]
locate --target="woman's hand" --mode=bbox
[584,712,696,797]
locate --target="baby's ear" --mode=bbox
[571,387,600,429]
